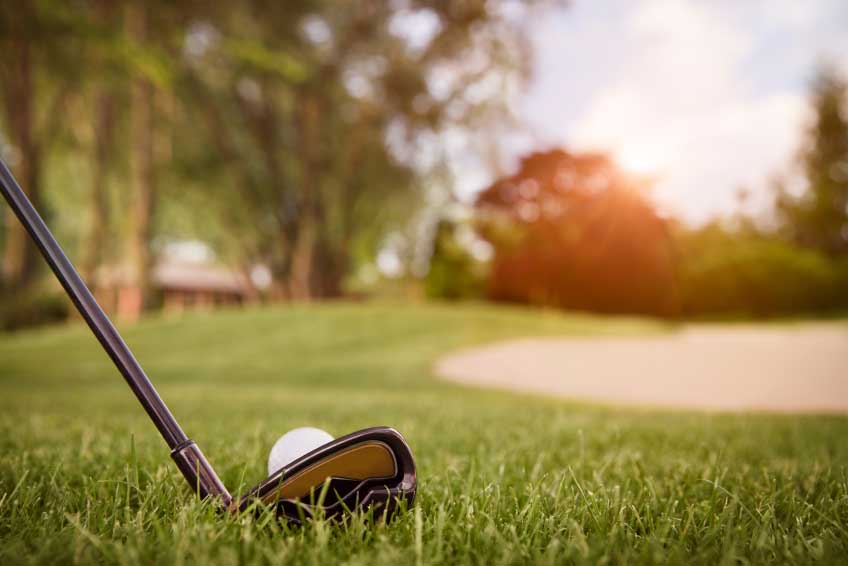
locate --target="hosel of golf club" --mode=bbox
[0,157,232,507]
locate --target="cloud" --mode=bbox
[517,0,847,223]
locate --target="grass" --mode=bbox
[0,302,846,565]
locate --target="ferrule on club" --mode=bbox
[171,440,232,506]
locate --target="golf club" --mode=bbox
[0,156,417,523]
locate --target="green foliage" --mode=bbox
[1,304,846,565]
[775,66,848,256]
[0,284,69,331]
[224,38,310,83]
[163,1,537,299]
[675,224,848,317]
[424,220,486,300]
[2,1,545,307]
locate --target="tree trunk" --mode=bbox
[313,237,346,297]
[288,213,318,300]
[80,0,118,288]
[1,37,41,292]
[126,1,156,316]
[80,91,114,286]
[287,91,321,301]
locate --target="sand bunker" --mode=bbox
[435,324,848,413]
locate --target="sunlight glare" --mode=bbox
[617,145,667,175]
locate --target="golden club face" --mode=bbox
[260,440,397,503]
[238,427,417,523]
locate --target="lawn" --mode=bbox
[0,302,846,565]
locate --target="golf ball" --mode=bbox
[268,427,334,475]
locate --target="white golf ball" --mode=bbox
[268,427,334,475]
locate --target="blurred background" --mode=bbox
[1,0,846,329]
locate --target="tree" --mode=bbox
[776,66,848,256]
[475,149,679,316]
[124,0,158,313]
[673,222,846,317]
[79,0,121,286]
[0,2,81,292]
[170,1,541,300]
[425,219,486,300]
[2,0,552,320]
[116,0,205,314]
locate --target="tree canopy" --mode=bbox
[1,0,544,314]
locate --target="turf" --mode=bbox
[0,302,846,565]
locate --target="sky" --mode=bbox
[503,0,848,224]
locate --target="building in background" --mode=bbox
[97,260,248,321]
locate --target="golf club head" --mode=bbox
[237,426,416,524]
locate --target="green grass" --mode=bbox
[0,302,846,565]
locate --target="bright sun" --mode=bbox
[617,145,667,175]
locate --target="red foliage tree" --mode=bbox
[475,149,679,316]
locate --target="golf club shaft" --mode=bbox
[0,158,231,504]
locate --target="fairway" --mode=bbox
[1,303,846,565]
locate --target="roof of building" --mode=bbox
[97,261,247,294]
[153,262,246,294]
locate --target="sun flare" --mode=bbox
[617,145,667,175]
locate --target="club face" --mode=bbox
[238,426,416,524]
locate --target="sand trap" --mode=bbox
[435,324,848,413]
